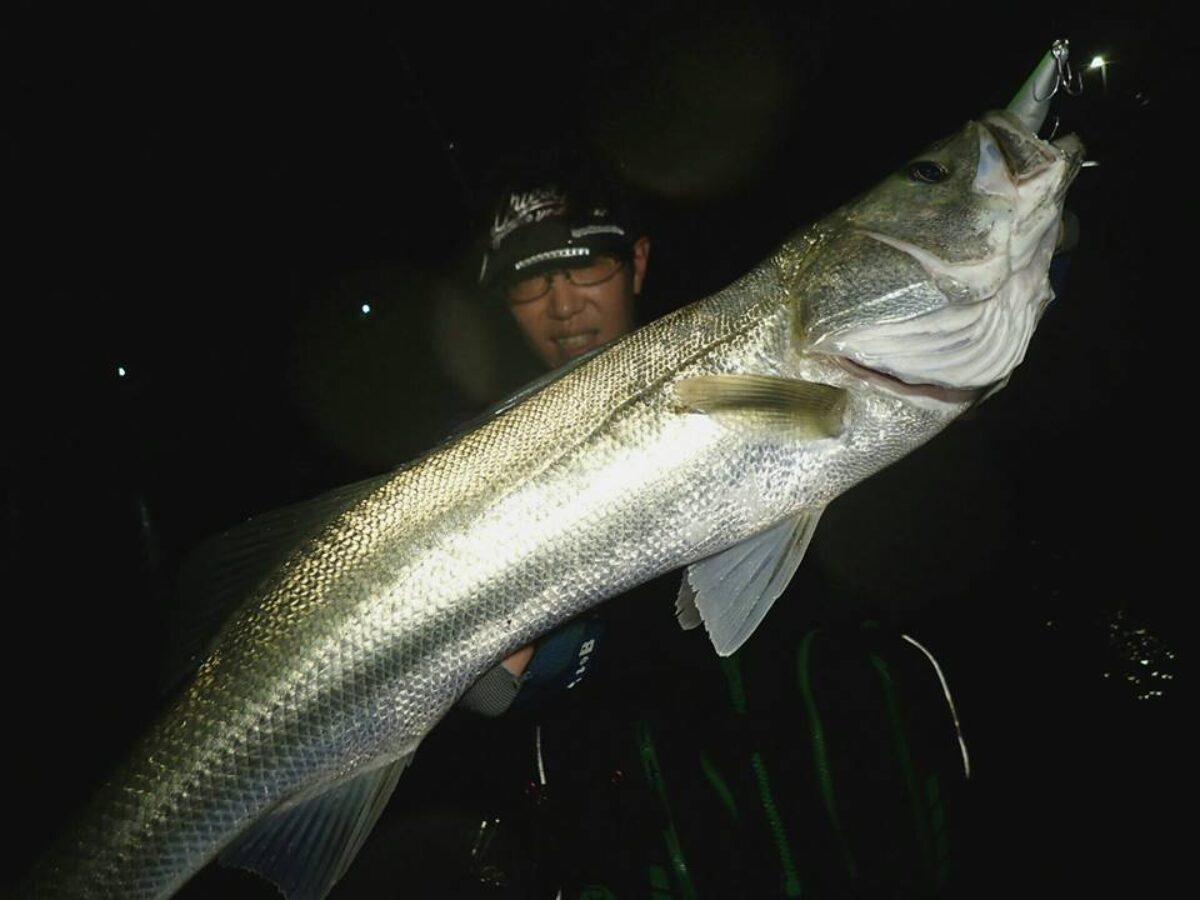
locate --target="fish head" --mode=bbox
[796,110,1084,399]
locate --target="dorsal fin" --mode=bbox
[158,473,392,693]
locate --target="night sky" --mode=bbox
[6,1,1191,896]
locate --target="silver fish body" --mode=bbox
[23,110,1082,899]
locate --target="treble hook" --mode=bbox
[1045,113,1062,142]
[1036,39,1084,101]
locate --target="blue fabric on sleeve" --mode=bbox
[508,612,605,715]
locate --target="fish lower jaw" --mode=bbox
[833,355,981,405]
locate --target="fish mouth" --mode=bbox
[1048,133,1086,199]
[981,118,1055,185]
[980,112,1085,187]
[833,354,982,405]
[1049,132,1085,163]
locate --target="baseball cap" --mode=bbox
[477,155,637,290]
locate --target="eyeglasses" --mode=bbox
[505,255,624,304]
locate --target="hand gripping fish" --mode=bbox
[20,47,1084,900]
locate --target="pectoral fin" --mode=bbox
[674,374,847,438]
[677,509,825,656]
[219,750,415,900]
[675,583,703,631]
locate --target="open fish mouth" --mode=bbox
[979,113,1085,212]
[980,112,1086,184]
[981,118,1058,185]
[832,353,984,404]
[1049,132,1085,163]
[1048,132,1086,199]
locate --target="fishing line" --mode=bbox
[901,634,971,780]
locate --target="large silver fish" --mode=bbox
[21,88,1083,898]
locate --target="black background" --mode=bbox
[5,1,1191,896]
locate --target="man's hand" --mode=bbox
[501,645,535,676]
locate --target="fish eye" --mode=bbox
[908,161,949,184]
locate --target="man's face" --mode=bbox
[505,236,650,369]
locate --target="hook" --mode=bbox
[1054,39,1084,97]
[1033,39,1083,102]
